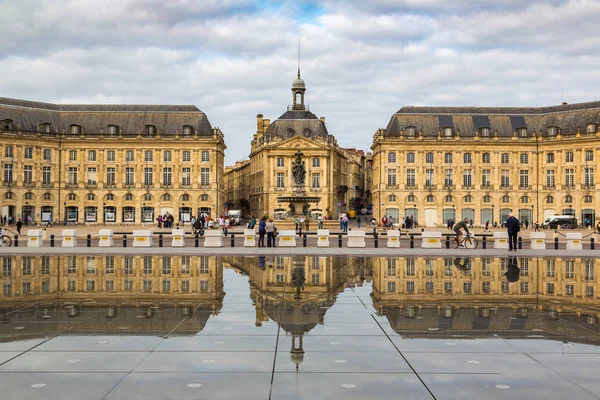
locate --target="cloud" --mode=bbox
[1,0,600,165]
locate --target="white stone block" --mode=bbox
[530,232,546,250]
[494,232,509,249]
[244,229,256,247]
[62,229,77,247]
[278,230,297,247]
[132,230,153,247]
[421,231,442,248]
[204,229,223,247]
[387,229,401,248]
[317,229,330,247]
[171,228,185,247]
[566,232,583,250]
[27,229,43,248]
[347,230,366,248]
[98,229,114,247]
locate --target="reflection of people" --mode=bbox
[505,256,520,282]
[453,257,470,273]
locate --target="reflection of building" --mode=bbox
[371,103,600,226]
[371,256,600,340]
[224,73,370,220]
[0,98,225,224]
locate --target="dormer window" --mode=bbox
[443,127,453,137]
[1,119,13,130]
[517,128,527,137]
[38,123,51,133]
[146,125,157,136]
[70,124,81,135]
[182,125,193,136]
[547,126,557,136]
[108,125,119,135]
[405,126,416,137]
[587,123,598,133]
[479,127,490,137]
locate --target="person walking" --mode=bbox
[524,219,529,229]
[506,213,520,251]
[258,217,266,247]
[484,220,489,232]
[342,215,349,232]
[266,219,276,247]
[318,215,323,230]
[298,216,304,234]
[535,221,540,232]
[16,218,22,235]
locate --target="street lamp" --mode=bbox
[492,204,495,226]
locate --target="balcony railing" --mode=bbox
[66,183,78,188]
[161,183,172,189]
[41,183,53,188]
[23,182,35,187]
[425,184,436,190]
[386,185,399,190]
[480,184,491,189]
[519,185,531,190]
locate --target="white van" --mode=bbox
[542,215,578,229]
[227,210,242,225]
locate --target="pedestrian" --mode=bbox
[596,221,600,234]
[16,218,22,235]
[343,215,349,232]
[357,215,361,228]
[318,214,323,229]
[535,221,540,232]
[258,217,266,247]
[484,220,489,231]
[266,218,276,247]
[524,219,529,229]
[506,213,520,251]
[339,216,344,231]
[46,215,52,228]
[298,216,304,234]
[294,217,300,233]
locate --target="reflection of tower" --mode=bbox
[290,335,304,372]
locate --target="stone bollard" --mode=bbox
[278,230,297,247]
[98,229,114,247]
[566,232,583,250]
[203,230,224,247]
[317,229,330,247]
[244,229,256,247]
[171,228,185,247]
[493,232,509,249]
[27,229,44,248]
[347,230,366,248]
[132,230,153,247]
[62,229,77,247]
[530,232,546,250]
[387,230,400,248]
[421,231,442,249]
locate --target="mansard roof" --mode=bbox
[264,110,329,140]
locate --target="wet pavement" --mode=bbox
[1,255,600,399]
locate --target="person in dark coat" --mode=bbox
[258,217,266,247]
[505,213,520,251]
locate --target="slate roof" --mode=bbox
[384,101,600,137]
[0,97,214,136]
[265,110,329,140]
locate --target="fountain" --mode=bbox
[277,150,320,218]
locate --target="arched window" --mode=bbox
[479,127,490,137]
[426,195,434,203]
[107,125,119,135]
[181,194,190,202]
[38,123,52,133]
[482,195,491,203]
[43,192,52,200]
[584,195,593,203]
[24,192,33,200]
[564,195,573,203]
[482,153,490,163]
[67,193,77,201]
[547,126,558,136]
[146,125,157,136]
[444,153,452,163]
[182,125,193,136]
[501,153,510,164]
[463,153,472,163]
[387,152,397,163]
[425,152,434,164]
[587,123,598,133]
[463,195,472,203]
[444,195,453,203]
[124,193,134,201]
[4,192,14,200]
[443,127,453,137]
[87,193,95,201]
[88,150,96,162]
[546,196,554,204]
[517,128,528,137]
[70,124,81,135]
[501,195,510,203]
[406,152,415,163]
[200,194,209,202]
[105,194,115,201]
[161,193,171,201]
[405,126,416,137]
[143,193,152,201]
[520,196,529,204]
[388,195,397,202]
[407,195,416,203]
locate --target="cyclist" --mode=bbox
[454,218,470,247]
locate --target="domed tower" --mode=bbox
[292,69,306,111]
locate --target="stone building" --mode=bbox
[224,159,250,213]
[226,73,370,220]
[371,102,600,227]
[0,97,225,224]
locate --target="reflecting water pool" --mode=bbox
[1,255,600,399]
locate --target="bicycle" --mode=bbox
[453,233,479,249]
[0,230,14,247]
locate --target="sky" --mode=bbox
[1,0,600,165]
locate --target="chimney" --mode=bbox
[256,114,263,131]
[320,117,325,123]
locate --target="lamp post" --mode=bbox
[492,204,495,226]
[531,204,534,226]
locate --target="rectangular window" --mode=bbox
[312,273,320,285]
[3,164,12,183]
[2,257,12,277]
[124,256,133,274]
[425,169,435,187]
[482,282,491,292]
[565,169,574,187]
[43,149,51,161]
[181,256,191,274]
[586,286,594,297]
[200,256,209,274]
[22,282,31,293]
[565,284,574,296]
[482,153,490,163]
[126,150,134,162]
[425,281,434,292]
[444,169,453,187]
[163,151,172,162]
[565,151,574,163]
[463,153,471,164]
[444,153,452,163]
[182,168,191,186]
[68,280,76,291]
[546,153,554,163]
[162,257,171,275]
[163,168,172,185]
[200,168,210,186]
[501,170,510,188]
[24,148,33,159]
[585,168,594,186]
[407,281,415,293]
[67,256,77,273]
[311,173,320,188]
[107,150,115,162]
[125,280,133,291]
[312,158,320,168]
[86,280,95,291]
[86,256,96,273]
[4,145,14,158]
[125,167,134,185]
[546,260,555,277]
[518,170,529,188]
[463,169,472,187]
[387,281,396,293]
[144,256,152,274]
[22,257,32,275]
[201,151,210,162]
[23,165,33,184]
[277,172,285,188]
[520,153,528,164]
[520,282,528,293]
[3,283,11,295]
[144,280,152,292]
[182,151,191,162]
[585,259,595,280]
[277,157,284,167]
[387,169,396,186]
[546,170,555,187]
[585,150,594,162]
[68,167,78,185]
[407,153,415,163]
[406,169,416,187]
[444,281,453,292]
[88,150,96,162]
[406,259,415,276]
[144,151,153,162]
[42,166,51,184]
[182,280,190,292]
[463,282,472,293]
[425,259,434,276]
[41,256,50,274]
[501,154,509,164]
[144,168,153,185]
[69,150,77,161]
[501,281,509,293]
[311,257,320,269]
[565,260,575,278]
[387,259,396,276]
[200,280,209,291]
[388,152,397,163]
[87,167,97,185]
[106,167,115,185]
[105,256,114,274]
[106,280,114,291]
[42,280,49,293]
[426,153,434,164]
